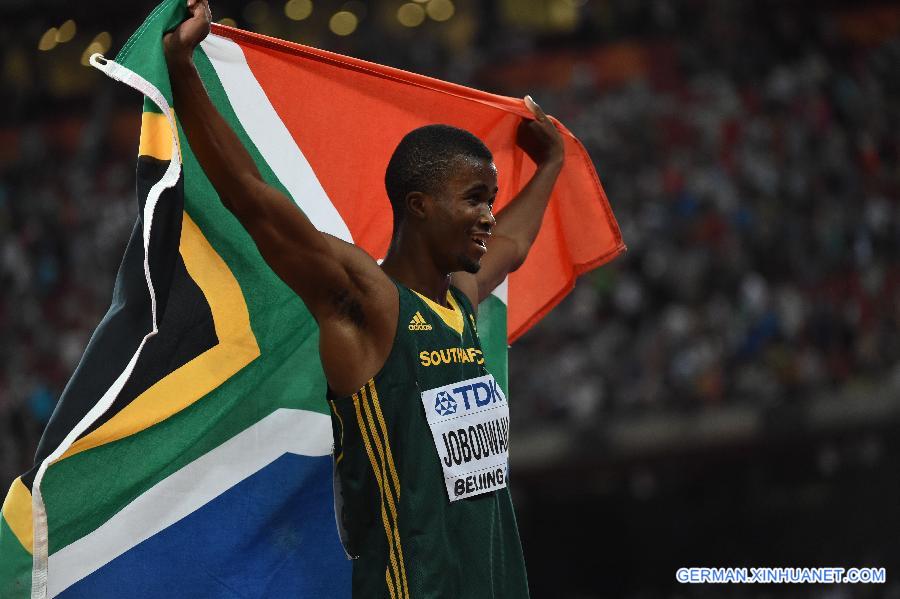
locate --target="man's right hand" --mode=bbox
[163,0,212,60]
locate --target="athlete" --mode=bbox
[165,0,564,596]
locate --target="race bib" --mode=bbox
[420,373,510,502]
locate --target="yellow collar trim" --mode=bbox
[412,290,464,336]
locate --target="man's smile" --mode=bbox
[470,231,490,253]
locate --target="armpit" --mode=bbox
[329,287,366,328]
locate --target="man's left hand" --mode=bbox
[518,95,564,168]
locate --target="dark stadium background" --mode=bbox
[2,0,899,597]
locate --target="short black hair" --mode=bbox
[385,124,493,225]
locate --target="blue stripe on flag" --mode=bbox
[59,454,350,598]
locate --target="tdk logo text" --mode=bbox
[432,379,504,417]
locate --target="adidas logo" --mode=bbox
[408,311,433,331]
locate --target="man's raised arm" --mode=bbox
[455,96,565,305]
[162,0,392,331]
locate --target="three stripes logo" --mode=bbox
[408,311,433,331]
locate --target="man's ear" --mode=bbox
[406,191,429,221]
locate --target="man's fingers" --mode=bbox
[186,0,210,19]
[524,95,547,121]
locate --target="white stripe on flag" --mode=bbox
[33,57,183,599]
[492,276,508,305]
[47,408,333,597]
[200,34,354,243]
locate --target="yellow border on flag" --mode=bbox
[138,111,182,162]
[1,477,33,554]
[59,211,260,461]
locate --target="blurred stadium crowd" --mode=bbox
[2,0,899,595]
[510,1,900,424]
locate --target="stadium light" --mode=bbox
[397,3,426,27]
[329,10,358,36]
[93,32,112,53]
[548,0,578,29]
[426,0,454,22]
[55,20,77,44]
[285,0,313,21]
[38,28,58,51]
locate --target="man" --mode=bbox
[164,0,564,596]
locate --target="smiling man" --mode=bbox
[164,0,564,596]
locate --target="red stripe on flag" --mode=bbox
[211,24,625,341]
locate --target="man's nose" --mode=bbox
[480,206,496,229]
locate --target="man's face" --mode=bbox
[429,155,498,274]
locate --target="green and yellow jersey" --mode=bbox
[328,281,528,598]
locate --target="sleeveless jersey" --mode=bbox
[328,281,529,598]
